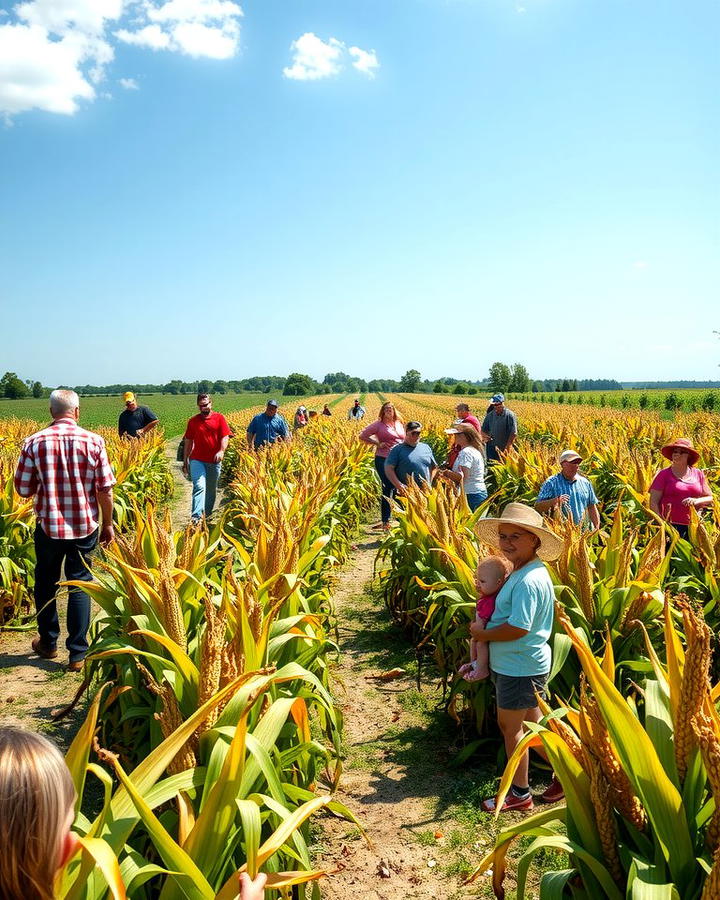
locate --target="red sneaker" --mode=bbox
[481,792,534,813]
[538,776,564,804]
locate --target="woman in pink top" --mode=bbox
[359,402,405,530]
[649,437,713,540]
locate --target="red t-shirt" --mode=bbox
[184,412,231,463]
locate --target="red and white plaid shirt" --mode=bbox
[14,418,116,540]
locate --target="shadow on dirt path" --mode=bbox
[318,524,503,900]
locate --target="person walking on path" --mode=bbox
[359,401,405,530]
[481,393,517,463]
[118,391,159,438]
[347,399,366,421]
[472,503,564,812]
[182,393,231,523]
[14,389,115,671]
[385,421,437,494]
[649,437,713,540]
[322,404,332,416]
[536,449,600,529]
[246,400,290,450]
[437,422,488,511]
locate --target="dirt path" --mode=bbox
[319,525,499,900]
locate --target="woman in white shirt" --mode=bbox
[439,422,487,511]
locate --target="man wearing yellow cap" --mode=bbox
[118,391,159,438]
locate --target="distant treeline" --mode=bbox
[621,381,720,390]
[4,367,712,401]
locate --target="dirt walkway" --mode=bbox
[165,437,226,529]
[319,525,499,900]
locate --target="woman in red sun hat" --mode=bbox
[649,438,714,540]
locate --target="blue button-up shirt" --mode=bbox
[537,472,598,525]
[247,412,289,449]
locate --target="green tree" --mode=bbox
[433,382,448,393]
[488,362,511,394]
[31,381,44,398]
[1,372,29,399]
[453,383,469,394]
[399,369,422,392]
[283,372,315,396]
[509,363,530,393]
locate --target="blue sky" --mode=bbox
[1,0,718,386]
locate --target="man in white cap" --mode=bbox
[118,391,159,438]
[535,450,599,529]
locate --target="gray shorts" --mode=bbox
[491,671,548,711]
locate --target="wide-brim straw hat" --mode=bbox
[475,502,563,562]
[661,437,699,466]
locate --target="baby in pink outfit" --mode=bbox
[459,555,513,682]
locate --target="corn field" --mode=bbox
[4,393,720,897]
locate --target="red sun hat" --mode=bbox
[661,437,700,466]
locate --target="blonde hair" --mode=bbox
[475,554,512,587]
[378,402,403,424]
[0,726,76,900]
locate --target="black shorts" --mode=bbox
[491,671,548,711]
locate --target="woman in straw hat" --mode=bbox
[471,503,563,812]
[649,438,713,540]
[437,422,487,511]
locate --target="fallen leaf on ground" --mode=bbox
[372,668,406,681]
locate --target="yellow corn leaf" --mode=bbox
[71,837,127,900]
[65,684,108,813]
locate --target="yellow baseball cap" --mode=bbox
[123,392,136,402]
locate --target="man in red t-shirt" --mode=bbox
[182,393,231,522]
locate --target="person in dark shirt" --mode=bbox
[118,392,159,438]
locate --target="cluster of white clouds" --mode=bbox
[0,1,379,119]
[283,32,379,81]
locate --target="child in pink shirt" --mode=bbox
[459,555,513,681]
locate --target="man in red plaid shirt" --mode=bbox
[14,389,116,671]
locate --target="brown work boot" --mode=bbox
[31,636,58,660]
[67,659,85,673]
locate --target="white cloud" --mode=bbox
[633,260,649,270]
[0,22,98,115]
[284,33,379,82]
[283,32,345,81]
[1,0,243,117]
[119,76,139,89]
[146,0,243,24]
[115,0,241,59]
[15,0,125,35]
[171,20,238,58]
[349,46,379,78]
[115,23,171,49]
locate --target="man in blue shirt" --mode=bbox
[535,449,600,529]
[385,421,437,493]
[246,399,290,449]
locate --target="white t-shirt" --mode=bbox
[452,446,486,494]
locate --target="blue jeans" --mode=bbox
[34,523,98,662]
[374,455,396,524]
[190,459,221,521]
[465,491,488,512]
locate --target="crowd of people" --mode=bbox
[4,384,715,893]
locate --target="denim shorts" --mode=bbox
[491,671,548,711]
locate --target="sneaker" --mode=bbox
[31,636,58,660]
[538,776,564,804]
[481,792,534,813]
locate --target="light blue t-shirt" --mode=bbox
[488,558,555,677]
[537,473,598,526]
[385,441,437,486]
